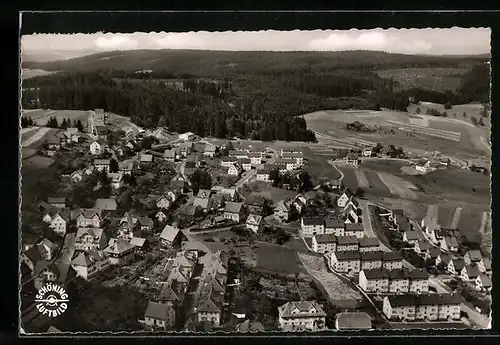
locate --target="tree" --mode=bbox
[75,120,84,132]
[46,116,58,128]
[372,143,383,155]
[269,168,280,187]
[478,117,485,126]
[415,107,421,114]
[471,117,479,126]
[189,169,212,194]
[444,102,452,110]
[463,112,467,118]
[110,159,119,173]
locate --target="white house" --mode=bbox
[474,274,492,292]
[402,231,420,246]
[75,209,103,228]
[312,234,337,254]
[108,172,124,189]
[330,251,360,273]
[75,227,108,252]
[388,269,410,294]
[179,132,195,141]
[144,301,176,330]
[409,269,430,293]
[156,194,173,210]
[447,258,465,275]
[382,252,403,270]
[460,265,480,282]
[359,268,390,293]
[256,168,272,182]
[90,141,103,155]
[336,190,353,208]
[248,152,262,165]
[336,236,359,252]
[238,158,252,171]
[281,152,304,166]
[246,214,264,233]
[94,159,110,172]
[360,251,383,271]
[159,225,180,247]
[221,157,238,167]
[301,217,325,237]
[362,148,372,157]
[48,211,69,236]
[70,249,110,280]
[70,170,83,183]
[274,200,292,222]
[421,215,441,237]
[325,219,344,236]
[278,301,326,332]
[359,237,381,252]
[464,250,486,273]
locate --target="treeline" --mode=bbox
[21,72,317,142]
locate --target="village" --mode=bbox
[21,109,491,333]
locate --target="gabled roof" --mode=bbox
[144,301,174,320]
[104,238,135,255]
[404,231,420,241]
[278,301,326,318]
[345,223,364,232]
[362,268,389,279]
[325,218,344,228]
[160,225,180,243]
[246,214,263,226]
[337,236,359,245]
[360,251,383,262]
[388,268,410,280]
[467,250,483,262]
[302,217,324,226]
[464,264,480,279]
[130,237,147,248]
[193,197,210,210]
[335,312,372,330]
[159,285,180,302]
[197,297,220,313]
[427,247,441,259]
[93,198,117,211]
[409,268,429,280]
[274,200,292,212]
[224,202,244,214]
[478,274,492,288]
[38,238,59,251]
[76,227,104,241]
[416,240,430,251]
[314,234,337,243]
[244,194,266,207]
[94,159,110,165]
[76,208,103,219]
[23,245,42,263]
[450,258,465,272]
[235,320,265,333]
[71,250,107,267]
[382,251,403,262]
[197,189,212,199]
[333,250,360,261]
[359,237,380,248]
[34,260,59,277]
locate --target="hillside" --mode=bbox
[22,49,489,76]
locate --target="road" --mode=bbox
[233,148,279,191]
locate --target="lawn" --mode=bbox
[255,242,306,277]
[457,207,485,244]
[437,206,457,229]
[303,146,342,182]
[243,181,297,204]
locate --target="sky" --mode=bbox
[21,28,491,57]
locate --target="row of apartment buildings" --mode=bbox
[359,268,430,294]
[382,294,462,321]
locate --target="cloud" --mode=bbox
[154,33,207,49]
[94,34,138,50]
[308,31,432,54]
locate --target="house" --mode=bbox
[281,152,304,166]
[382,294,462,321]
[359,237,381,252]
[244,194,266,214]
[256,168,272,182]
[183,161,197,176]
[118,161,134,176]
[93,159,110,172]
[464,250,485,272]
[108,173,124,189]
[144,301,176,330]
[359,268,389,293]
[440,235,459,252]
[156,194,173,210]
[75,227,108,251]
[229,150,248,159]
[277,301,326,331]
[403,231,420,246]
[336,236,359,252]
[47,210,70,236]
[48,197,66,208]
[160,225,181,247]
[63,128,80,143]
[104,238,136,265]
[343,203,360,224]
[394,216,412,233]
[140,154,154,167]
[447,258,465,275]
[292,194,307,215]
[179,132,195,141]
[211,185,238,201]
[221,156,238,167]
[164,149,177,162]
[21,245,43,271]
[435,253,452,267]
[70,170,83,183]
[414,240,430,254]
[360,251,384,270]
[425,247,442,264]
[388,269,410,293]
[238,158,252,171]
[276,158,297,172]
[474,274,492,292]
[415,161,432,173]
[408,269,430,293]
[187,153,203,168]
[274,200,292,222]
[344,223,365,239]
[330,250,360,273]
[93,198,117,211]
[311,234,337,254]
[421,214,441,237]
[335,312,372,331]
[301,217,325,237]
[246,214,264,233]
[362,147,372,157]
[138,217,154,231]
[75,209,103,228]
[90,140,103,155]
[224,202,245,223]
[325,218,345,236]
[178,204,204,222]
[70,249,110,280]
[382,252,403,270]
[235,320,265,333]
[36,239,59,261]
[248,152,262,165]
[226,163,241,176]
[336,189,353,208]
[155,209,168,223]
[203,144,217,158]
[460,264,480,282]
[179,142,194,157]
[343,152,360,167]
[280,147,303,156]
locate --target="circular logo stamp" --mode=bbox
[34,283,69,318]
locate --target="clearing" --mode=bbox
[22,109,91,128]
[374,68,468,92]
[302,147,342,185]
[22,127,53,148]
[376,172,418,200]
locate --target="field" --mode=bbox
[302,147,342,185]
[255,242,307,277]
[242,181,297,204]
[374,68,469,92]
[303,108,490,160]
[22,109,91,128]
[21,68,57,79]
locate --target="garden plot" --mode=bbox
[425,204,439,220]
[437,206,457,229]
[376,172,418,200]
[354,169,370,188]
[450,207,463,229]
[22,127,52,147]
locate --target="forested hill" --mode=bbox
[23,49,489,76]
[21,50,490,142]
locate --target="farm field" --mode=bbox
[302,147,342,185]
[242,182,297,204]
[364,170,393,197]
[374,68,468,92]
[437,206,457,229]
[337,167,358,191]
[22,128,64,151]
[22,109,91,129]
[21,68,58,79]
[255,242,307,278]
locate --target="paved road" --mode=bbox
[234,149,279,191]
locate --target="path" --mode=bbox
[478,212,489,236]
[425,204,439,220]
[450,207,462,229]
[22,127,51,147]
